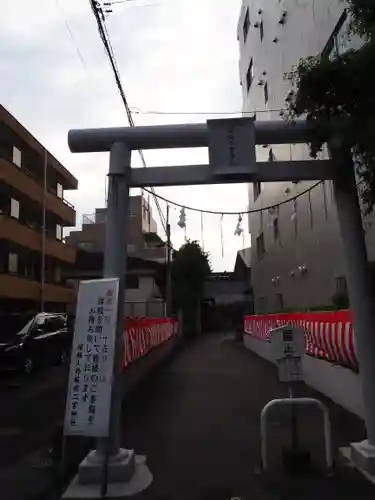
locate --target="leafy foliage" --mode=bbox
[285,1,375,213]
[171,240,211,308]
[347,0,375,37]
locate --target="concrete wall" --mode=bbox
[125,276,160,303]
[120,335,178,401]
[237,0,375,313]
[243,335,365,419]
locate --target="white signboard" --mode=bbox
[64,278,119,437]
[270,325,304,383]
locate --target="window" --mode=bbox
[10,198,20,219]
[57,183,63,199]
[13,146,22,168]
[243,8,250,42]
[259,20,264,41]
[335,276,348,294]
[56,224,63,240]
[264,82,269,104]
[253,181,261,201]
[292,199,298,238]
[246,59,254,91]
[256,296,267,314]
[273,217,279,241]
[275,293,284,311]
[33,315,65,335]
[321,10,361,60]
[126,275,139,289]
[256,233,265,259]
[8,252,18,273]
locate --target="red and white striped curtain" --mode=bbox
[244,310,357,370]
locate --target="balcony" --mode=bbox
[0,274,75,303]
[137,247,167,264]
[0,157,76,226]
[0,215,76,264]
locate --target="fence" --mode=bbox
[244,310,357,371]
[124,300,165,318]
[123,317,178,368]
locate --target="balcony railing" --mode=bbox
[20,164,75,210]
[0,215,76,264]
[82,209,139,226]
[0,148,75,210]
[0,274,75,303]
[82,214,96,225]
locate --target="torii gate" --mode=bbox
[64,118,375,496]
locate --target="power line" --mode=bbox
[96,2,167,233]
[55,0,92,75]
[89,0,167,234]
[130,107,285,116]
[142,182,323,216]
[105,0,159,6]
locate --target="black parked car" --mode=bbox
[0,312,73,373]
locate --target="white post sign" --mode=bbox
[270,325,305,383]
[64,278,119,437]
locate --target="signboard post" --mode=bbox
[64,278,119,438]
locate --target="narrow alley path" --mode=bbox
[121,333,375,500]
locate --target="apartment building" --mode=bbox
[238,1,372,313]
[0,104,78,313]
[67,195,166,263]
[66,195,167,316]
[64,248,166,317]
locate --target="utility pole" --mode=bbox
[41,150,47,312]
[166,204,172,317]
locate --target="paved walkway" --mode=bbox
[121,333,375,500]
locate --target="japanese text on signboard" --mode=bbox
[64,279,119,437]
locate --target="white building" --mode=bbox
[237,1,372,313]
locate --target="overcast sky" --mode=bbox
[1,0,250,271]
